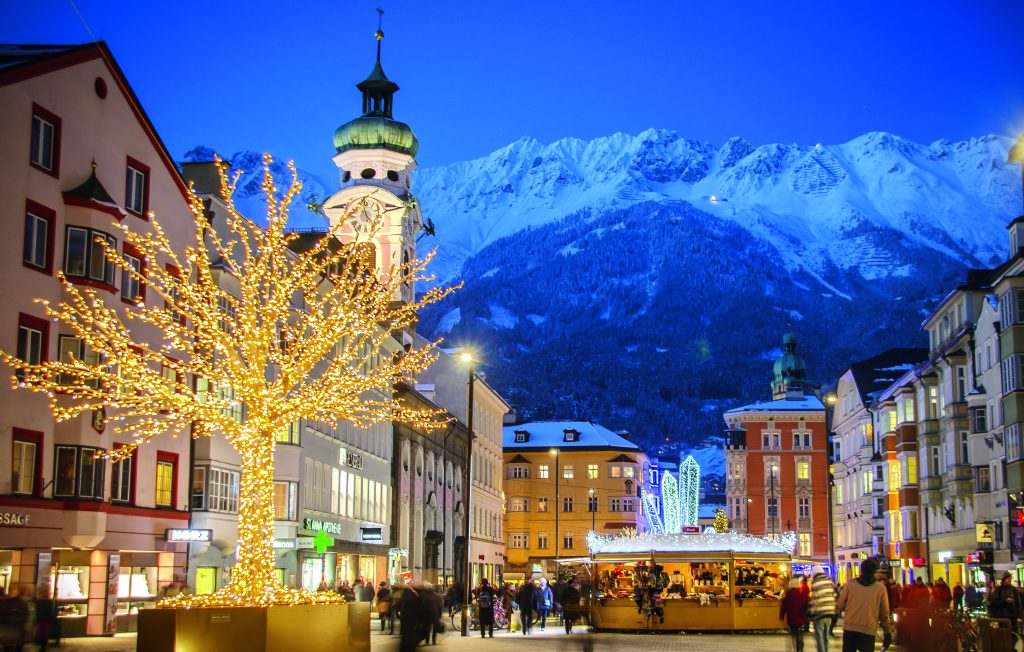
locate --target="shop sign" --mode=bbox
[302,518,343,535]
[273,538,296,550]
[165,528,213,543]
[945,556,964,564]
[886,560,902,567]
[912,558,926,567]
[977,523,994,544]
[681,526,700,534]
[0,512,31,526]
[360,527,383,542]
[531,564,543,573]
[36,552,51,587]
[296,536,315,550]
[965,553,981,564]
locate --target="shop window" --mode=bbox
[125,157,149,217]
[110,445,135,504]
[155,451,178,508]
[23,199,55,274]
[195,567,217,595]
[11,428,42,496]
[30,103,61,176]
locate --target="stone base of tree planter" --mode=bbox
[138,602,370,652]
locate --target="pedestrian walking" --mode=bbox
[534,578,553,630]
[781,577,810,652]
[517,580,536,635]
[931,578,952,610]
[809,568,838,652]
[477,578,497,638]
[32,585,56,652]
[375,582,391,632]
[0,584,28,652]
[397,584,426,652]
[836,558,892,652]
[952,582,964,611]
[421,583,443,645]
[988,571,1022,634]
[561,581,582,634]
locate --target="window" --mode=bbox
[588,464,599,479]
[217,294,237,333]
[509,497,529,512]
[192,467,207,510]
[156,452,178,508]
[793,433,802,449]
[64,226,116,286]
[588,494,598,512]
[537,464,549,479]
[890,463,902,490]
[11,429,42,496]
[513,430,528,443]
[563,532,574,549]
[803,433,811,448]
[959,431,969,465]
[563,429,579,442]
[906,455,918,484]
[977,467,992,493]
[110,446,134,504]
[798,497,810,519]
[563,465,574,479]
[798,533,811,556]
[875,497,885,517]
[30,104,61,175]
[274,481,298,520]
[609,465,635,478]
[508,465,529,479]
[276,420,300,444]
[1008,424,1024,463]
[219,384,243,422]
[537,532,548,549]
[121,243,146,304]
[862,470,873,494]
[165,264,183,323]
[16,313,48,379]
[125,157,149,216]
[767,497,778,519]
[207,467,240,513]
[509,533,528,549]
[835,484,843,505]
[537,497,549,512]
[23,200,55,274]
[563,496,574,512]
[731,462,743,479]
[57,336,101,387]
[53,445,103,499]
[773,433,780,448]
[610,497,637,512]
[766,463,780,484]
[762,433,770,448]
[796,460,810,483]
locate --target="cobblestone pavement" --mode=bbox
[36,627,901,652]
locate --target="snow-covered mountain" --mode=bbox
[415,130,1020,286]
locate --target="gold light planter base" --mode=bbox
[138,602,370,652]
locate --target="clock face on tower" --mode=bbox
[347,196,387,236]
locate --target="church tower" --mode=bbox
[324,15,423,346]
[771,332,809,399]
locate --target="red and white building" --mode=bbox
[0,43,194,635]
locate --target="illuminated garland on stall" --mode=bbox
[641,489,664,533]
[587,529,797,555]
[679,455,700,527]
[661,470,681,534]
[1,155,457,608]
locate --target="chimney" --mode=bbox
[180,160,231,199]
[503,406,518,426]
[415,383,436,403]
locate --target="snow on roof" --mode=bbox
[725,395,824,414]
[588,530,796,555]
[503,420,640,451]
[698,503,725,518]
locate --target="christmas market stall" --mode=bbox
[588,530,795,631]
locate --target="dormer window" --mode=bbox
[563,429,580,442]
[514,429,529,443]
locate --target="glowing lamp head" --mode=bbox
[825,393,838,406]
[458,352,473,363]
[549,447,559,456]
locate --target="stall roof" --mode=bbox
[587,531,795,556]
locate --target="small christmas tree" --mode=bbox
[714,507,729,533]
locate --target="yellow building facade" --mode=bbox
[502,421,651,576]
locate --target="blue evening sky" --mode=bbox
[5,1,1024,180]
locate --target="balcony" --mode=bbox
[942,465,973,485]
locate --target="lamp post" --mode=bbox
[551,447,560,575]
[824,392,838,574]
[459,352,476,637]
[769,463,778,540]
[588,488,596,534]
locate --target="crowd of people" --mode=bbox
[0,584,58,652]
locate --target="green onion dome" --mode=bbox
[333,115,419,158]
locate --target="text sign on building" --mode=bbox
[977,523,994,544]
[165,528,213,543]
[303,518,344,535]
[0,512,31,526]
[296,537,315,550]
[273,538,296,550]
[360,527,383,542]
[681,526,700,534]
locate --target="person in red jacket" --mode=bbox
[931,578,953,610]
[781,576,811,652]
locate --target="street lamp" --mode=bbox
[459,351,476,637]
[588,488,596,534]
[769,463,778,540]
[824,392,838,575]
[550,448,560,572]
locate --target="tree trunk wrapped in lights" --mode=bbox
[1,155,456,608]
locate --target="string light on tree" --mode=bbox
[1,155,457,608]
[714,507,729,533]
[661,470,681,534]
[679,455,700,527]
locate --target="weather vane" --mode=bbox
[375,8,385,62]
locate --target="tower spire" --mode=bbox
[375,8,384,63]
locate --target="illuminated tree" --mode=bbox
[1,155,454,607]
[679,455,700,527]
[714,507,728,533]
[661,470,681,533]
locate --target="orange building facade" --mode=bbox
[723,334,829,564]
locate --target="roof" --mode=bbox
[699,503,725,518]
[848,348,928,406]
[725,395,824,415]
[507,454,529,464]
[588,530,795,555]
[0,44,85,71]
[62,165,127,220]
[503,421,641,452]
[606,453,636,463]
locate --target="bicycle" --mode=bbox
[449,602,480,632]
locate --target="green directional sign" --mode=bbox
[313,529,334,554]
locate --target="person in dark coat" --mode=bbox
[0,584,28,652]
[560,581,582,634]
[421,584,443,645]
[397,585,426,652]
[516,581,536,635]
[988,571,1022,634]
[32,585,56,652]
[375,582,392,632]
[477,578,497,638]
[533,578,553,630]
